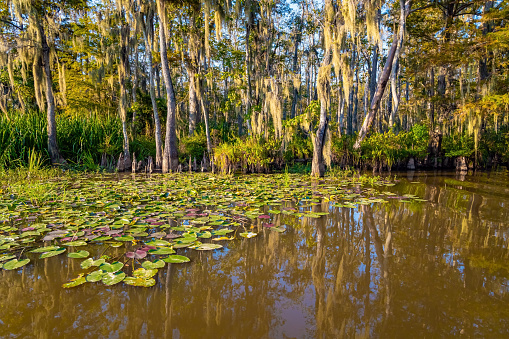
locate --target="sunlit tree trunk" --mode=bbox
[118,21,131,170]
[37,17,65,165]
[157,0,178,173]
[311,50,331,177]
[354,39,398,150]
[142,17,163,169]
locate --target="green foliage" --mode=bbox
[442,134,475,158]
[0,110,155,170]
[179,131,207,162]
[213,137,280,174]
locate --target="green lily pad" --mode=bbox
[114,235,134,242]
[145,239,170,247]
[198,231,212,238]
[81,258,106,269]
[124,276,156,287]
[133,267,158,278]
[62,240,88,247]
[163,255,190,264]
[148,247,175,255]
[30,245,61,253]
[40,248,66,259]
[92,236,112,242]
[86,270,106,282]
[0,254,16,262]
[240,232,258,238]
[62,276,86,288]
[99,261,124,273]
[3,258,30,270]
[141,260,165,270]
[68,250,90,259]
[194,243,223,251]
[102,271,126,286]
[212,229,234,236]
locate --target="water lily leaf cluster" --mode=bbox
[0,173,424,287]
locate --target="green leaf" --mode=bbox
[3,258,30,270]
[40,248,66,259]
[194,243,223,251]
[240,232,258,238]
[142,260,165,270]
[81,258,106,269]
[68,250,90,259]
[62,240,87,247]
[86,270,106,282]
[30,245,60,253]
[114,235,134,242]
[92,236,112,242]
[99,261,124,273]
[102,271,126,286]
[212,229,234,236]
[0,254,16,262]
[148,247,175,255]
[124,276,156,287]
[63,277,86,288]
[163,255,190,264]
[145,239,170,247]
[133,267,158,278]
[198,231,212,239]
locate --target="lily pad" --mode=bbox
[163,255,190,264]
[86,270,106,282]
[63,276,86,288]
[62,240,88,247]
[124,276,156,287]
[99,261,124,273]
[102,271,126,286]
[136,268,158,278]
[68,250,90,259]
[141,260,165,270]
[240,232,258,238]
[147,247,175,255]
[3,258,30,270]
[30,245,61,253]
[194,243,223,251]
[81,258,106,269]
[40,248,66,259]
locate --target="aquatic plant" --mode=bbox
[0,173,426,288]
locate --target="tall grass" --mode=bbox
[0,110,155,169]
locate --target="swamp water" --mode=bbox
[0,171,508,338]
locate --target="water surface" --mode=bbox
[1,171,509,338]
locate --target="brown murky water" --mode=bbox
[1,171,509,338]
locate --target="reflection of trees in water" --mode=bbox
[2,176,509,337]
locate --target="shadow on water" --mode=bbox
[1,171,509,338]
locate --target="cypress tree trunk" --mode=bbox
[188,72,198,135]
[311,51,331,177]
[354,39,398,150]
[290,19,301,119]
[38,18,64,165]
[118,22,131,170]
[157,0,179,173]
[142,21,163,169]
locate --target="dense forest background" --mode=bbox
[1,0,508,175]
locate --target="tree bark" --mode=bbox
[289,18,301,119]
[354,38,399,150]
[188,71,198,135]
[38,18,65,165]
[311,50,331,177]
[118,21,131,170]
[389,0,411,128]
[142,18,163,169]
[157,0,179,173]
